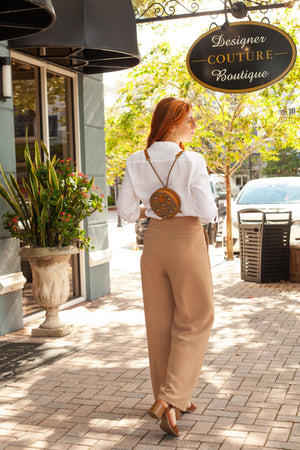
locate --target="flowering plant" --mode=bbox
[0,141,104,250]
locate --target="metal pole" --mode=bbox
[136,2,291,23]
[115,176,122,227]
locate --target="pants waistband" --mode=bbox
[148,216,202,231]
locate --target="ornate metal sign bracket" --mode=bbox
[135,0,295,24]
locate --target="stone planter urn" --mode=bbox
[19,246,79,337]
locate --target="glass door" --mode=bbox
[12,57,81,317]
[46,71,80,300]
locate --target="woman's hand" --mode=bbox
[139,205,147,219]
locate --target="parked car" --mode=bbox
[222,177,300,253]
[135,174,237,246]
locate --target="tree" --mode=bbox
[263,146,300,176]
[105,16,300,259]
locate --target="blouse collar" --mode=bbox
[149,141,182,153]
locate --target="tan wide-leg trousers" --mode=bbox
[141,216,214,412]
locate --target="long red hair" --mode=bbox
[146,97,192,150]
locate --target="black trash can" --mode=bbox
[238,209,292,283]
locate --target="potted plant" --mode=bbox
[0,141,104,336]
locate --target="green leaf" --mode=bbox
[24,146,36,180]
[0,182,17,212]
[48,164,59,190]
[0,166,24,218]
[9,173,30,217]
[40,206,48,247]
[34,141,42,168]
[40,141,49,158]
[55,195,63,215]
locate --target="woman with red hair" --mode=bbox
[117,97,217,436]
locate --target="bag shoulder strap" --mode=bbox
[144,148,184,188]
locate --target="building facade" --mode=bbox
[0,0,140,336]
[0,42,110,335]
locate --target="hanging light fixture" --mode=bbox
[9,0,141,74]
[0,56,12,98]
[0,0,56,41]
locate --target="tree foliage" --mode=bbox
[262,146,300,176]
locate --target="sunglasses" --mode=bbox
[185,116,197,128]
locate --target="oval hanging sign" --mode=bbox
[186,21,297,93]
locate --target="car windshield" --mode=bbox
[237,182,300,204]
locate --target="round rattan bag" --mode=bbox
[150,187,181,219]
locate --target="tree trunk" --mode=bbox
[225,168,234,261]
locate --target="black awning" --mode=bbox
[9,0,141,74]
[0,0,56,41]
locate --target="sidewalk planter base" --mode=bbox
[19,246,79,336]
[31,320,73,337]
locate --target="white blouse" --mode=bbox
[117,141,218,223]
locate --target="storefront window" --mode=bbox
[12,58,80,317]
[12,61,41,184]
[47,72,74,161]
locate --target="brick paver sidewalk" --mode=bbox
[0,255,299,449]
